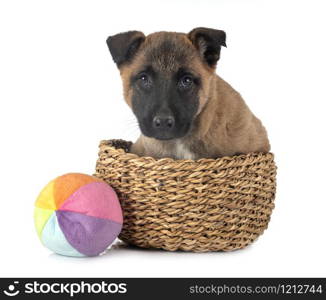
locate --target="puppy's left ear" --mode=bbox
[188,27,226,68]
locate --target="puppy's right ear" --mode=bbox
[106,31,145,68]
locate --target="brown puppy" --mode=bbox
[107,28,270,159]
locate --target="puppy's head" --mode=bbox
[107,28,226,140]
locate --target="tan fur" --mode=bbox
[118,32,270,159]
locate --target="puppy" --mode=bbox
[107,28,270,160]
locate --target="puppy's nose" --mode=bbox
[153,115,175,129]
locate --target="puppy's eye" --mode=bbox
[137,73,151,88]
[140,74,148,81]
[179,75,194,89]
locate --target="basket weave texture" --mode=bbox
[95,139,277,252]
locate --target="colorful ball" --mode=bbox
[34,173,123,257]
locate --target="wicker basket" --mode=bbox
[95,139,277,252]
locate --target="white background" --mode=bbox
[0,0,325,277]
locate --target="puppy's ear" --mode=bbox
[188,27,226,68]
[106,31,145,67]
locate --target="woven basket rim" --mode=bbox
[99,139,275,166]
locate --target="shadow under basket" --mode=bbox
[95,139,277,252]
